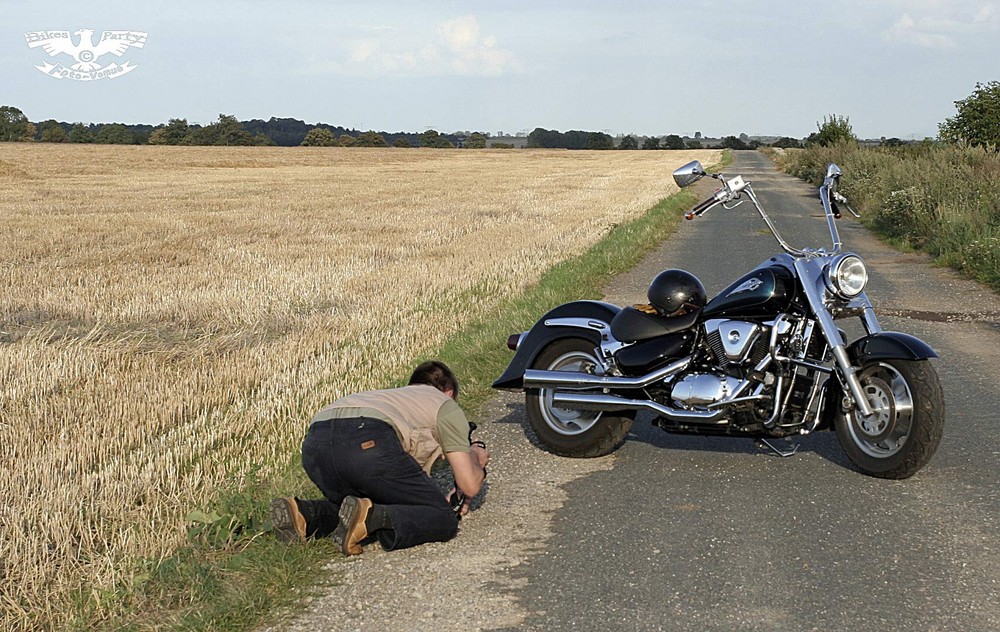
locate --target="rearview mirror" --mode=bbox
[673,160,706,188]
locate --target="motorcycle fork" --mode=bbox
[793,259,876,418]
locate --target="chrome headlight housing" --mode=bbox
[826,254,868,298]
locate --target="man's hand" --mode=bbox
[446,487,473,515]
[470,443,490,468]
[446,446,489,499]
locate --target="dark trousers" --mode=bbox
[299,417,459,551]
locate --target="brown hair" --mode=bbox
[408,360,459,399]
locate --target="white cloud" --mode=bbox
[304,15,518,77]
[883,2,997,48]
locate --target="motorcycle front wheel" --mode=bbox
[835,358,944,479]
[525,337,634,458]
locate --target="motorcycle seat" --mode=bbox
[610,306,701,343]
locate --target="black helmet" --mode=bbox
[647,269,707,315]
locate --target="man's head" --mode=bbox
[408,360,459,400]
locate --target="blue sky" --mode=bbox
[2,1,998,139]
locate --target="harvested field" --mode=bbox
[0,144,719,629]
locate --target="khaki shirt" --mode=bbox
[311,384,470,474]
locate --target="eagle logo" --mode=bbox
[25,29,147,81]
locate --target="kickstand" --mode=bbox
[756,438,799,458]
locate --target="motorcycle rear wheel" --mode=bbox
[525,337,634,458]
[834,358,944,479]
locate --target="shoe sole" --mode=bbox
[269,498,306,543]
[339,496,371,556]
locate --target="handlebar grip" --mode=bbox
[684,195,718,220]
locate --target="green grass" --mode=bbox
[94,153,728,631]
[775,142,1000,290]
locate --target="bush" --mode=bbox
[778,142,1000,291]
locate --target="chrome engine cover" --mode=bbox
[670,373,736,406]
[704,319,762,363]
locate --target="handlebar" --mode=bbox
[684,195,720,220]
[681,163,851,257]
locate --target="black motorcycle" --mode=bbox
[493,161,944,479]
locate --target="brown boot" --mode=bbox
[338,496,373,556]
[269,497,307,543]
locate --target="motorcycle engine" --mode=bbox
[670,373,737,406]
[703,319,766,367]
[669,319,769,410]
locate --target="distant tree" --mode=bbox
[148,118,190,145]
[419,129,441,148]
[0,106,33,141]
[685,139,702,149]
[465,132,487,148]
[39,119,68,143]
[69,123,94,143]
[489,142,514,149]
[881,137,904,147]
[394,137,411,148]
[147,128,168,145]
[694,131,702,139]
[95,124,134,144]
[721,135,750,150]
[355,131,388,147]
[253,132,276,146]
[338,134,357,147]
[662,134,685,150]
[301,128,337,146]
[641,136,660,150]
[212,114,254,146]
[771,136,801,149]
[183,126,215,145]
[808,114,856,147]
[527,127,565,148]
[939,81,1000,149]
[587,131,614,150]
[618,134,638,150]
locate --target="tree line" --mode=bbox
[5,81,998,150]
[0,106,487,148]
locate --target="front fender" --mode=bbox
[847,331,939,363]
[492,300,621,391]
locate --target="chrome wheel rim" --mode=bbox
[539,350,603,436]
[848,362,914,458]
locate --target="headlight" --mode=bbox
[827,254,868,298]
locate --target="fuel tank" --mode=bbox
[702,266,796,319]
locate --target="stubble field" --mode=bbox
[0,144,719,629]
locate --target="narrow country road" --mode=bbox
[501,151,1000,631]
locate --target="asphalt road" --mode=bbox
[497,151,1000,631]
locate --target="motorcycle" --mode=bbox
[493,161,944,479]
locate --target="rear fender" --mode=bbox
[492,300,621,391]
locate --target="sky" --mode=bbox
[2,0,998,140]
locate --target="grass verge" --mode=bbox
[772,143,1000,292]
[97,156,727,631]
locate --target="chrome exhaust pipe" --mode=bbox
[523,357,690,391]
[551,392,726,424]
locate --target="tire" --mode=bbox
[835,359,944,479]
[525,337,634,458]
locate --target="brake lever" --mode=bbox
[833,191,861,218]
